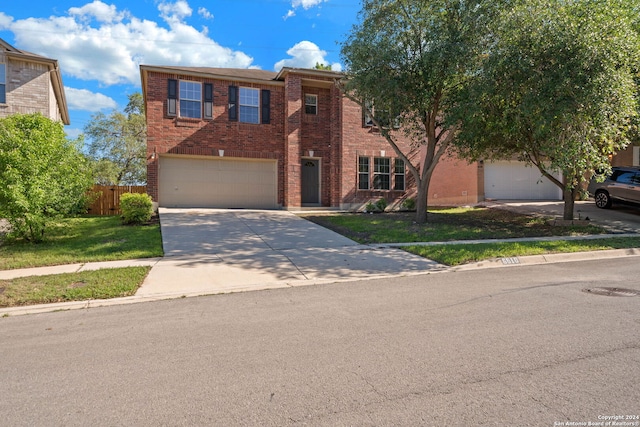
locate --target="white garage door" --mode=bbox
[484,161,562,200]
[159,155,278,208]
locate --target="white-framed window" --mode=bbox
[373,157,391,190]
[179,81,202,119]
[239,87,260,124]
[358,156,370,190]
[305,94,318,115]
[0,63,6,104]
[394,159,405,191]
[362,100,400,129]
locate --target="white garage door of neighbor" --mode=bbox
[159,156,278,208]
[484,161,562,200]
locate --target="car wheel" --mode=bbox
[594,190,612,209]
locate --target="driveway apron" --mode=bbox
[138,208,443,296]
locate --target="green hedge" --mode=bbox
[120,193,153,225]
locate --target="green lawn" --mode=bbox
[404,238,640,266]
[0,216,163,270]
[301,207,640,266]
[0,267,151,308]
[301,207,606,243]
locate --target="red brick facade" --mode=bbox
[141,65,481,209]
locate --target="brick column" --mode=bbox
[329,84,342,207]
[284,74,302,208]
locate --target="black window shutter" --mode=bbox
[261,89,270,124]
[204,83,213,119]
[228,86,238,121]
[167,79,177,116]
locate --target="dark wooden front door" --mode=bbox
[301,159,320,205]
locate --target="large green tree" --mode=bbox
[340,0,499,223]
[453,0,640,219]
[0,113,93,242]
[84,92,147,185]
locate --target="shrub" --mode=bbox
[375,198,388,212]
[364,199,388,213]
[401,197,416,211]
[120,193,153,225]
[364,201,377,213]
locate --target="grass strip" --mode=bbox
[0,267,151,308]
[404,237,640,266]
[0,216,163,270]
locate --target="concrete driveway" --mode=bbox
[137,209,443,296]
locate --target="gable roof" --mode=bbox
[140,65,279,84]
[140,65,344,86]
[0,38,70,125]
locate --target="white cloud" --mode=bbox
[274,41,341,71]
[66,87,118,112]
[292,0,327,10]
[0,1,253,86]
[0,12,12,28]
[69,1,127,23]
[283,10,296,20]
[158,0,192,21]
[198,7,213,20]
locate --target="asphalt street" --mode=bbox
[1,257,639,426]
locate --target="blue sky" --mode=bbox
[0,0,360,138]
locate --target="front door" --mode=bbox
[301,159,320,205]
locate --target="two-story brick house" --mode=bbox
[0,38,69,125]
[141,65,485,210]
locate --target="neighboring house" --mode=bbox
[140,65,561,210]
[612,145,640,168]
[0,38,69,125]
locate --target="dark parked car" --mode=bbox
[588,166,640,209]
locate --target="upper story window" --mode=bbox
[363,100,400,129]
[0,63,6,104]
[179,81,202,119]
[228,86,270,124]
[239,87,260,124]
[167,79,213,120]
[305,94,318,115]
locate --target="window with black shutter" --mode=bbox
[228,85,238,121]
[167,79,177,116]
[261,89,270,124]
[204,83,213,119]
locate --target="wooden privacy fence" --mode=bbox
[86,185,147,216]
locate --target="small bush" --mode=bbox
[120,193,153,225]
[401,197,416,211]
[375,198,388,212]
[364,201,377,213]
[364,199,388,213]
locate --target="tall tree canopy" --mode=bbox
[84,92,147,185]
[340,0,499,223]
[0,114,92,242]
[453,0,640,219]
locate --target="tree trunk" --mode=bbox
[563,188,576,220]
[414,178,430,224]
